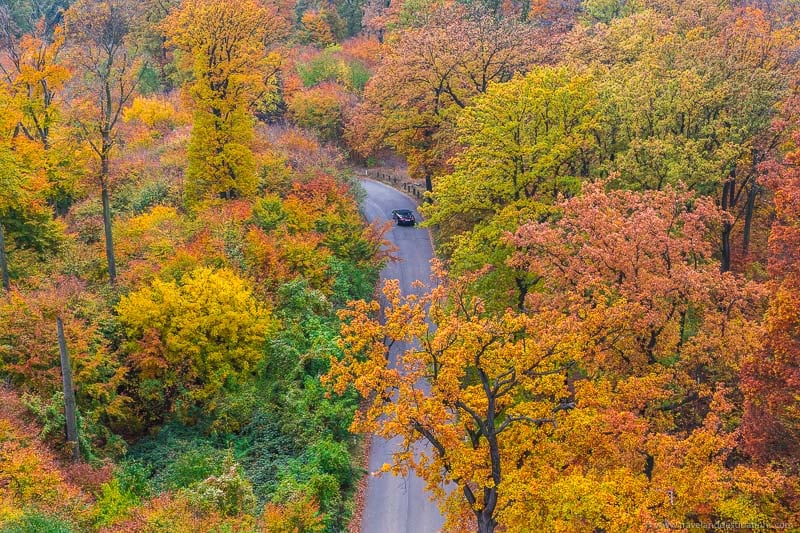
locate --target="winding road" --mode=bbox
[359,178,446,533]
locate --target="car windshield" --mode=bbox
[396,210,413,216]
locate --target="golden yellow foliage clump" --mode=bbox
[123,96,191,132]
[164,0,282,205]
[117,267,272,422]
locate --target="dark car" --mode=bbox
[391,209,416,226]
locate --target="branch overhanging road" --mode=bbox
[359,178,446,533]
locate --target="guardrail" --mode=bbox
[363,169,425,200]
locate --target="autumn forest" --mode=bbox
[0,0,799,532]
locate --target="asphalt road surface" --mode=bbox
[359,178,446,533]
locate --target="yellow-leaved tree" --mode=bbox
[325,265,585,533]
[423,66,600,311]
[117,267,272,426]
[0,85,63,289]
[164,0,282,205]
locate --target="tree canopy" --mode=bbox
[1,0,800,531]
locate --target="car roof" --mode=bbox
[395,209,413,214]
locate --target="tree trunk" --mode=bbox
[0,221,9,291]
[476,510,496,533]
[742,183,759,256]
[159,35,170,90]
[57,316,80,463]
[721,221,732,273]
[720,178,734,273]
[515,276,529,311]
[100,167,117,284]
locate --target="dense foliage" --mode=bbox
[2,0,800,532]
[337,0,800,532]
[0,0,383,530]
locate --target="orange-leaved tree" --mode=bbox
[326,183,784,531]
[0,12,79,215]
[742,94,800,472]
[64,0,143,284]
[0,91,63,290]
[347,4,536,191]
[504,184,779,529]
[0,277,131,446]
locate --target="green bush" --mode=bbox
[252,195,287,232]
[184,454,257,517]
[20,392,65,444]
[280,379,357,445]
[92,478,140,527]
[347,60,370,92]
[582,0,639,23]
[126,422,226,492]
[22,386,129,461]
[307,439,358,489]
[308,473,342,519]
[296,48,370,92]
[0,512,76,533]
[160,445,227,491]
[272,438,358,532]
[328,257,379,306]
[131,180,171,214]
[201,385,259,436]
[113,178,173,216]
[115,460,152,498]
[237,410,299,503]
